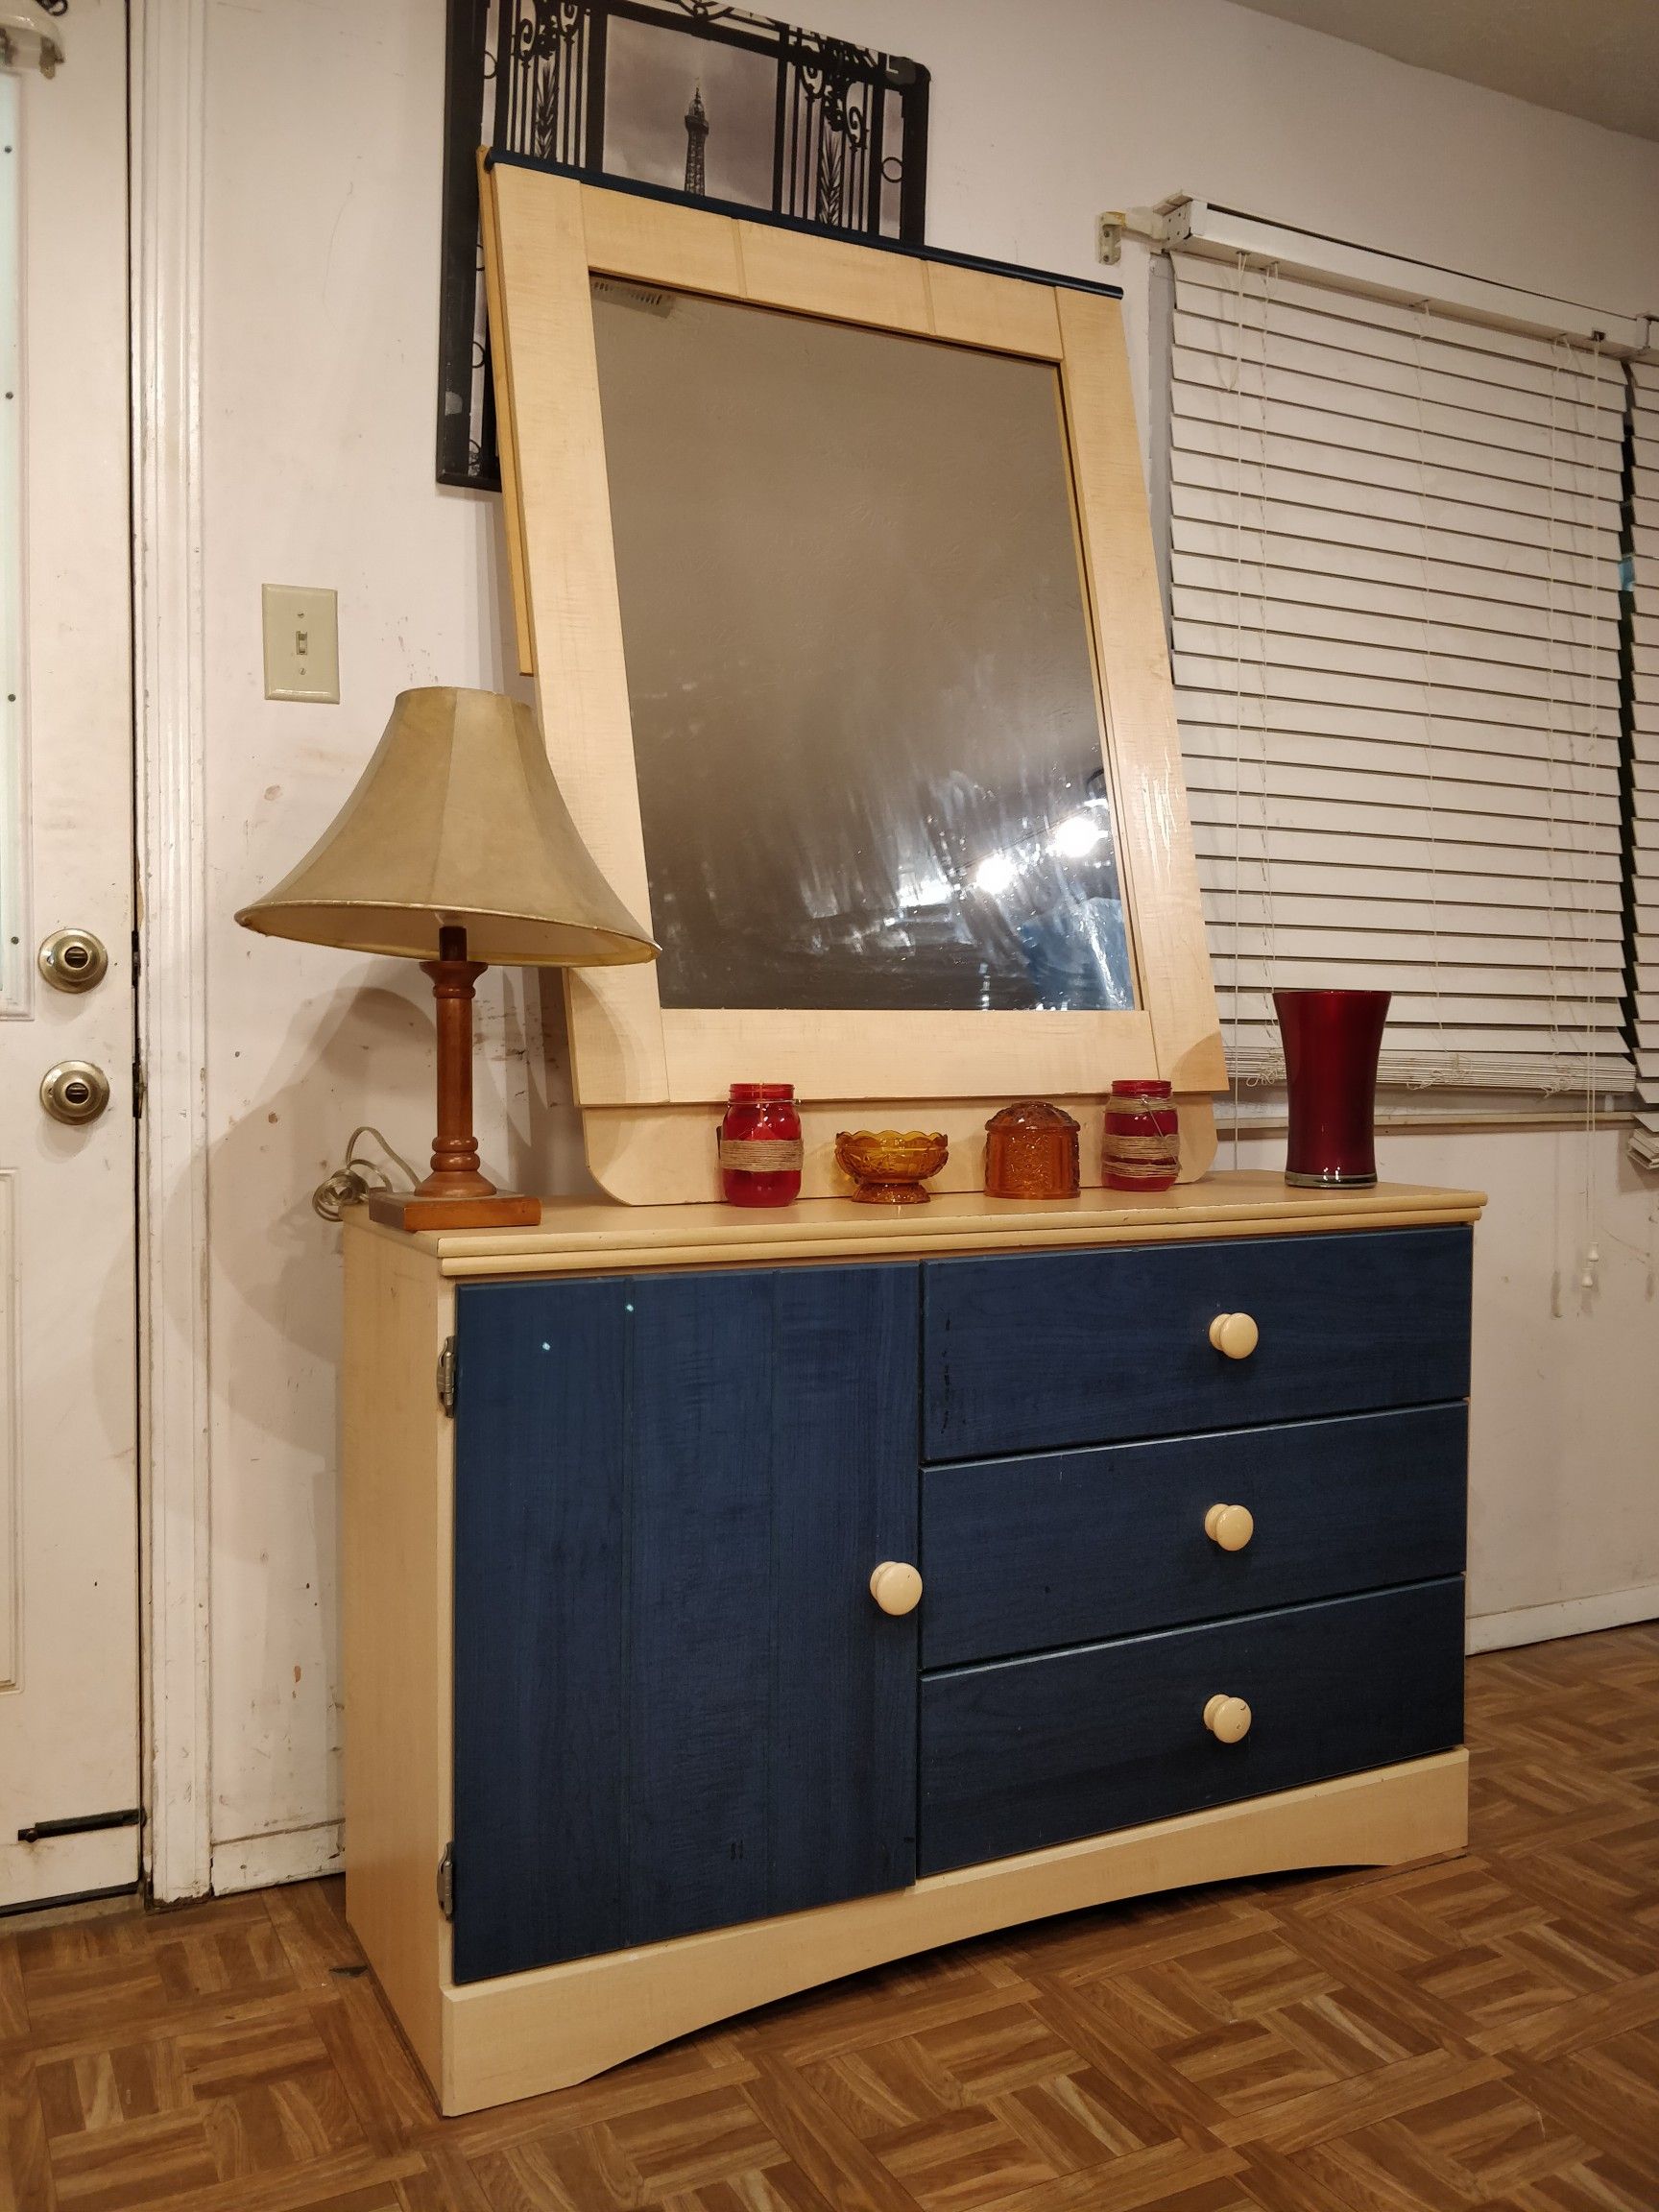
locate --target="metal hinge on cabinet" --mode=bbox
[437,1841,455,1920]
[437,1336,457,1416]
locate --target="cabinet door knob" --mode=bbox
[1204,1503,1255,1551]
[869,1561,923,1616]
[1209,1310,1260,1359]
[1204,1693,1252,1743]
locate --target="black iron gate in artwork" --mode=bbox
[438,0,930,490]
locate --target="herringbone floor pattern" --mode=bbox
[3,1623,1657,2210]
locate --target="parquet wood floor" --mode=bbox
[4,1623,1657,2211]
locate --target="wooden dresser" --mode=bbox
[343,1173,1482,2113]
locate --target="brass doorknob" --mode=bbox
[1204,1503,1255,1551]
[1209,1311,1260,1360]
[37,927,109,993]
[40,1061,111,1125]
[1204,1694,1252,1743]
[869,1561,923,1616]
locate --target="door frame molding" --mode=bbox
[130,0,213,1904]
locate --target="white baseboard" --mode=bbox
[1467,1581,1659,1655]
[210,1819,343,1894]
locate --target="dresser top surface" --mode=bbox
[347,1172,1484,1280]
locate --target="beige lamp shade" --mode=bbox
[234,685,657,967]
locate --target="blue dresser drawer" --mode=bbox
[923,1227,1472,1461]
[921,1404,1467,1668]
[919,1577,1465,1874]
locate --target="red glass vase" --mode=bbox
[1273,989,1390,1189]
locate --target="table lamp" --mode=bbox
[236,685,657,1231]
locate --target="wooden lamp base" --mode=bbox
[371,925,541,1235]
[367,1188,541,1232]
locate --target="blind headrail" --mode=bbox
[1131,196,1651,357]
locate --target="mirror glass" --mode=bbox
[591,278,1135,1013]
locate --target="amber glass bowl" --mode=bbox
[834,1128,950,1204]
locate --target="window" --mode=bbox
[1165,253,1629,1096]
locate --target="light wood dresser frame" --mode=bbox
[344,1175,1481,2114]
[477,160,1227,1204]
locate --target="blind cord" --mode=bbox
[1577,341,1604,1289]
[1231,250,1245,1168]
[1545,346,1563,1084]
[1258,261,1279,1011]
[1411,304,1442,1085]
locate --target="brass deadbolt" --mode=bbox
[40,1061,111,1125]
[37,928,109,993]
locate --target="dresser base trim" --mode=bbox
[426,1747,1467,2113]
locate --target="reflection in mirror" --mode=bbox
[591,278,1135,1014]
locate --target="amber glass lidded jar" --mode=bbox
[1101,1079,1180,1191]
[718,1082,803,1207]
[984,1101,1081,1199]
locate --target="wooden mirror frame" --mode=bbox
[479,159,1225,1203]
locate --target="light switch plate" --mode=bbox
[262,583,340,703]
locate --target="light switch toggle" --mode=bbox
[262,583,339,703]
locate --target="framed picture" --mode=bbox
[438,0,931,490]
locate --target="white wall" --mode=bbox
[1262,1122,1659,1647]
[202,0,1659,1885]
[202,1,573,1887]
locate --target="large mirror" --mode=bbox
[590,279,1135,1015]
[481,167,1223,1197]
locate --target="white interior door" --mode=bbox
[0,8,139,1908]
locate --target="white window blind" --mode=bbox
[1631,361,1659,1165]
[1167,255,1629,1093]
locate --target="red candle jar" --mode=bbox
[1102,1079,1180,1191]
[718,1083,804,1207]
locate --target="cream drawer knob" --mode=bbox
[1204,1503,1255,1551]
[1209,1311,1260,1360]
[869,1561,923,1616]
[1204,1693,1252,1743]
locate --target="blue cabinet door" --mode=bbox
[450,1262,919,1984]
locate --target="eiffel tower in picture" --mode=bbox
[684,83,709,197]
